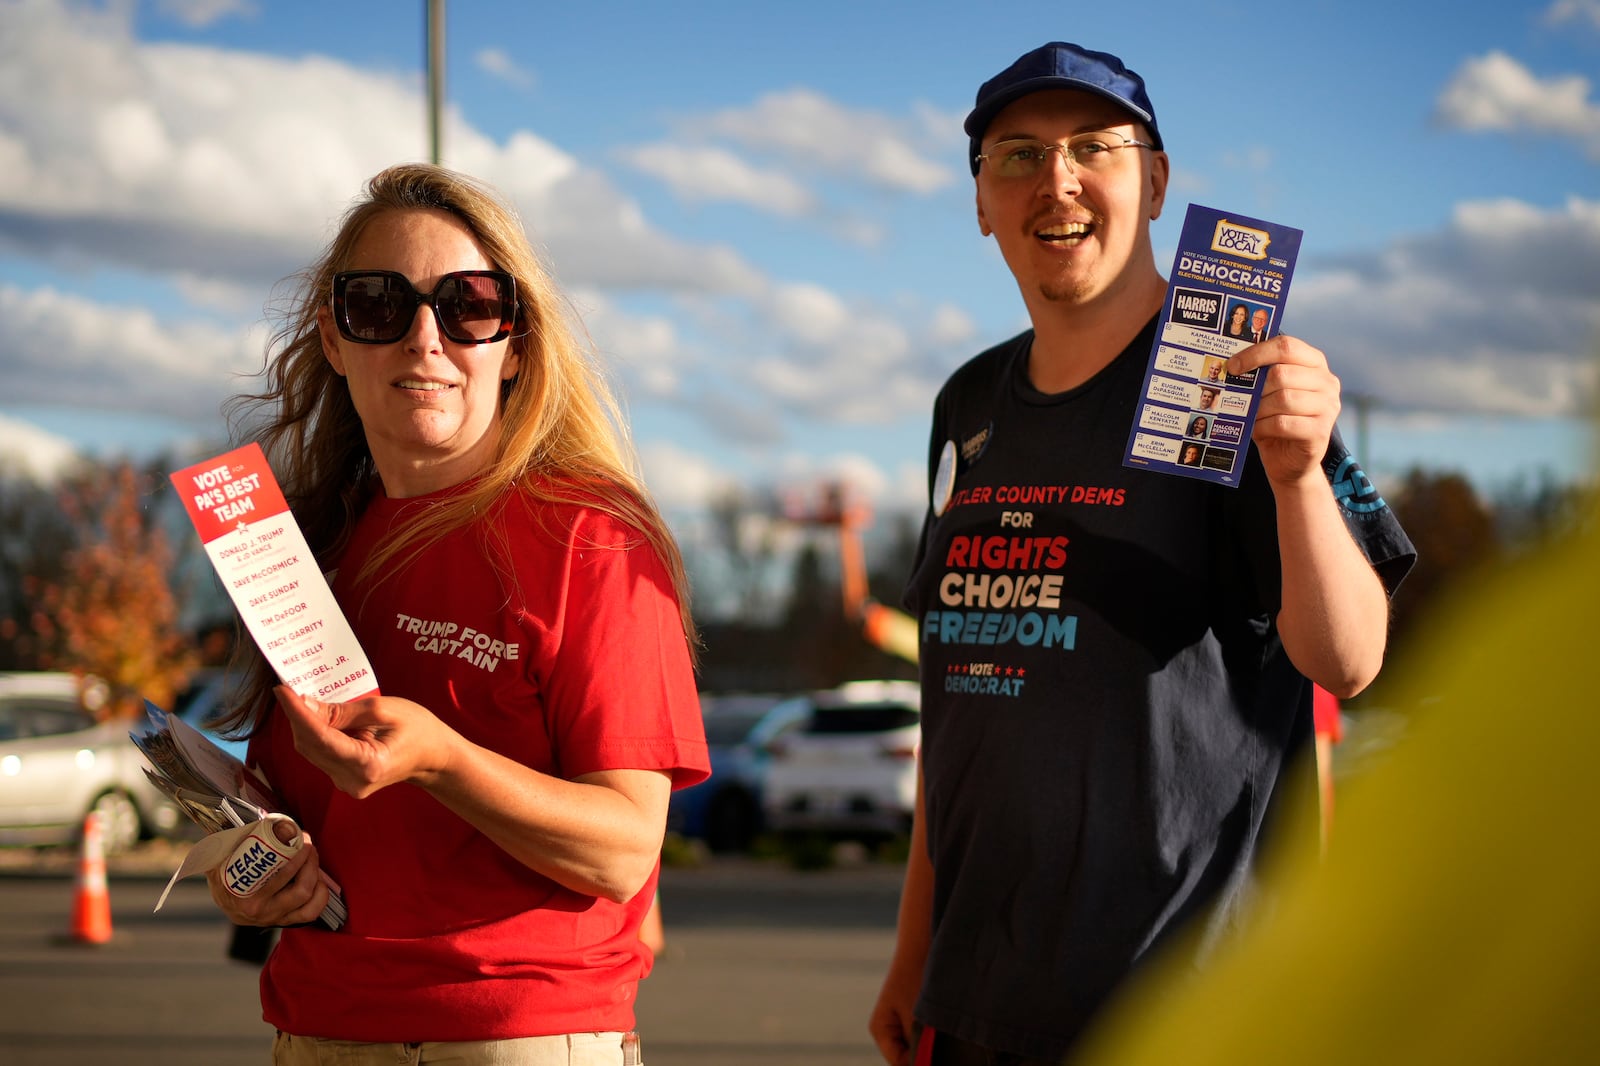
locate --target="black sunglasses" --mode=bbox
[331,269,517,345]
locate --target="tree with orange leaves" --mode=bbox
[31,460,196,719]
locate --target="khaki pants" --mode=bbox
[272,1030,642,1066]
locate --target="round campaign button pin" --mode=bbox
[932,439,957,515]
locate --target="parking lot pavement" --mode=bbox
[642,857,902,1065]
[0,835,197,878]
[0,844,904,1066]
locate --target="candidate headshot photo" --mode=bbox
[1247,306,1271,344]
[1197,384,1221,411]
[1186,414,1211,439]
[1224,301,1250,339]
[1179,441,1205,467]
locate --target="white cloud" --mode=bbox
[623,90,960,231]
[0,3,968,474]
[569,284,933,459]
[751,450,927,528]
[618,143,814,216]
[156,0,256,29]
[0,414,81,483]
[0,283,262,428]
[579,275,966,455]
[769,283,851,346]
[475,48,534,90]
[692,88,958,195]
[1543,0,1600,29]
[172,273,264,316]
[1221,146,1273,173]
[637,439,739,513]
[771,450,907,510]
[825,216,889,247]
[740,293,936,427]
[927,304,977,348]
[1292,196,1600,419]
[732,282,919,415]
[0,0,790,457]
[569,288,698,399]
[0,2,759,294]
[1435,51,1600,159]
[15,1,1590,519]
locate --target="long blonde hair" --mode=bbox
[222,163,695,730]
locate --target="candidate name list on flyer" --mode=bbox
[1123,204,1303,486]
[171,443,378,703]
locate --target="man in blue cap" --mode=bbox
[870,42,1415,1065]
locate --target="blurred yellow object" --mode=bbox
[1079,502,1599,1065]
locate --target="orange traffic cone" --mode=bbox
[69,810,113,944]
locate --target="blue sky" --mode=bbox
[1,0,1597,542]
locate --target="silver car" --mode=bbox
[0,672,179,852]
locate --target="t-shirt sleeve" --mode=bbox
[1224,426,1417,609]
[1321,426,1417,596]
[902,385,952,618]
[536,509,709,789]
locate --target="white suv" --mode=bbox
[761,680,921,839]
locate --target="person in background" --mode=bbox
[208,162,708,1065]
[870,41,1414,1066]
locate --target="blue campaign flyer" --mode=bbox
[1122,204,1302,486]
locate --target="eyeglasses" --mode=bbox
[331,270,517,345]
[975,131,1156,179]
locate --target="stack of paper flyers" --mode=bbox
[131,702,347,930]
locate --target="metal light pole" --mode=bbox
[1349,392,1373,466]
[426,0,445,164]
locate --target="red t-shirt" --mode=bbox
[254,483,708,1041]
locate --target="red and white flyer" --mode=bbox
[170,443,378,703]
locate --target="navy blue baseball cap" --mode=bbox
[965,42,1162,175]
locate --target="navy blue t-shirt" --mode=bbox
[904,318,1415,1060]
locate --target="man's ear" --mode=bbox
[1148,150,1170,222]
[317,305,347,376]
[976,184,993,237]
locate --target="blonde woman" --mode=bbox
[211,163,707,1065]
